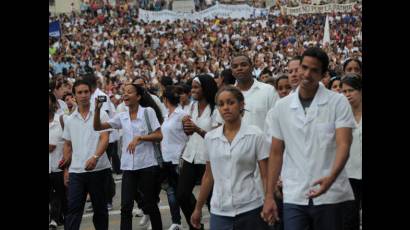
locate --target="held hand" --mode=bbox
[94,98,103,111]
[307,176,335,198]
[182,117,197,135]
[261,196,279,225]
[127,136,142,154]
[58,157,70,170]
[85,157,98,171]
[190,208,202,229]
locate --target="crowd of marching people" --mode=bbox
[49,2,362,230]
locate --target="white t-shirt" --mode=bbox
[161,107,189,164]
[265,83,355,205]
[204,124,269,217]
[62,109,112,173]
[108,106,160,170]
[345,117,362,180]
[182,103,220,164]
[49,115,64,173]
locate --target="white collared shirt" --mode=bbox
[177,101,194,115]
[345,117,362,179]
[265,83,355,205]
[49,115,64,173]
[108,105,160,170]
[161,107,189,164]
[204,124,270,217]
[62,109,111,173]
[237,80,279,130]
[182,103,219,164]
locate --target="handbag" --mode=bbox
[143,109,164,168]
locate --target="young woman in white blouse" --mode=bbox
[93,84,164,230]
[161,85,190,230]
[341,74,362,230]
[190,86,270,230]
[177,74,219,230]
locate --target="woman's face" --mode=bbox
[191,80,203,101]
[342,83,362,107]
[277,78,292,98]
[216,91,243,123]
[331,80,342,93]
[344,60,361,75]
[54,87,65,99]
[122,85,141,107]
[64,95,76,109]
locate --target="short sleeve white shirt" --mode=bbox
[204,124,270,217]
[49,115,64,173]
[182,103,219,164]
[108,106,160,170]
[62,109,112,173]
[345,117,362,180]
[265,83,355,205]
[161,107,189,164]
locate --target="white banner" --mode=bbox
[282,3,355,15]
[138,3,269,22]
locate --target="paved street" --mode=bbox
[55,174,210,230]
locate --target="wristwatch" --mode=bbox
[93,154,100,161]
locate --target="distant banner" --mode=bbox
[49,20,61,38]
[138,3,269,22]
[282,3,355,15]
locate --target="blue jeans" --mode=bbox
[65,169,110,230]
[283,201,345,230]
[210,206,269,230]
[163,162,181,224]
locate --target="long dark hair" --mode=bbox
[49,92,58,116]
[130,84,164,124]
[196,74,218,116]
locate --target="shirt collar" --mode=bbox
[290,82,329,109]
[234,79,261,92]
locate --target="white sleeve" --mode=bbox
[62,120,71,141]
[265,105,283,141]
[211,109,222,128]
[267,86,279,110]
[49,127,59,146]
[256,130,270,161]
[203,135,211,162]
[107,113,123,129]
[335,95,356,129]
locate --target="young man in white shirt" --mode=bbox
[262,47,355,230]
[60,80,111,230]
[231,54,279,130]
[82,73,118,211]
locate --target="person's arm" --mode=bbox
[94,98,114,131]
[60,140,72,168]
[85,131,110,171]
[308,127,352,198]
[258,158,269,193]
[261,137,284,225]
[126,129,163,154]
[191,162,214,229]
